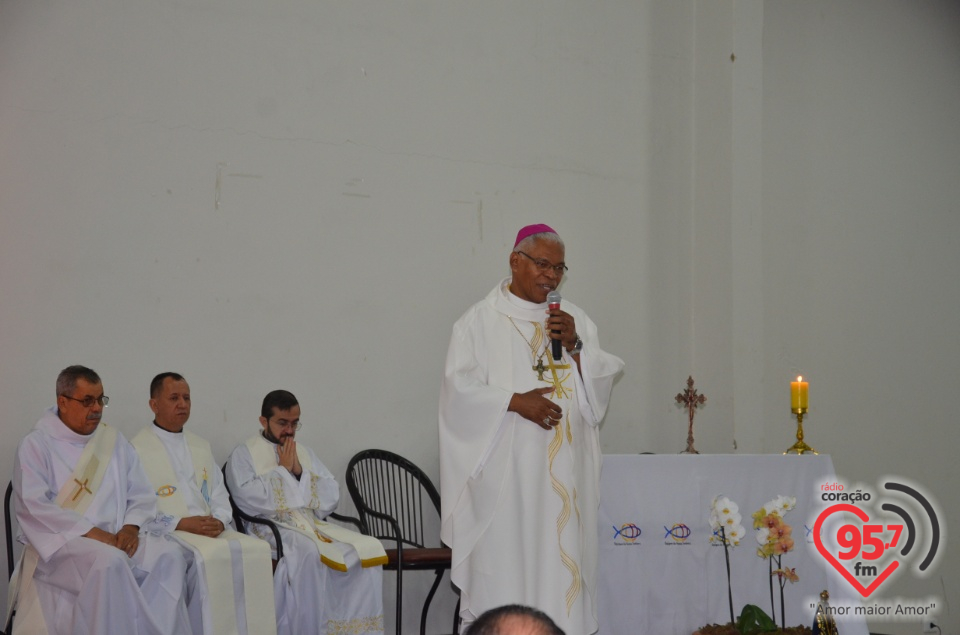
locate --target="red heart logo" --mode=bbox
[813,503,899,597]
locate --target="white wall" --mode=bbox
[0,1,671,631]
[761,3,960,633]
[1,1,957,634]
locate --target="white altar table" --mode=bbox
[596,454,868,635]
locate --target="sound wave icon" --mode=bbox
[882,481,940,572]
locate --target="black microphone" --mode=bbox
[547,290,562,361]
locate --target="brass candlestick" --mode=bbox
[783,407,817,455]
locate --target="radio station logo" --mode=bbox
[813,477,942,600]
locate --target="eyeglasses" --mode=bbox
[516,250,568,275]
[270,419,302,431]
[61,394,110,408]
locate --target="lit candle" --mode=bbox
[790,376,809,410]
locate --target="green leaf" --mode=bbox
[736,604,778,635]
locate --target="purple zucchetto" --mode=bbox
[513,223,557,248]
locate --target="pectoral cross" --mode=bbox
[533,359,547,380]
[71,477,92,502]
[675,376,706,454]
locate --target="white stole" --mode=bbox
[245,437,387,571]
[131,427,215,518]
[7,423,118,635]
[132,427,276,635]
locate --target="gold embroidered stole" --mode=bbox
[7,423,118,635]
[245,436,387,571]
[130,428,214,518]
[56,422,119,512]
[131,428,277,635]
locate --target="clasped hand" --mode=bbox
[85,524,140,557]
[277,439,302,477]
[177,515,225,537]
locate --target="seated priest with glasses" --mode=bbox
[225,389,387,635]
[8,365,191,635]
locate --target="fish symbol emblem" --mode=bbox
[612,523,642,542]
[157,485,177,498]
[664,523,691,542]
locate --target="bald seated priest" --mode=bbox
[9,365,191,635]
[469,604,566,635]
[225,389,387,635]
[440,223,624,635]
[130,372,277,635]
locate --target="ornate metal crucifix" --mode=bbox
[533,358,547,381]
[675,376,706,454]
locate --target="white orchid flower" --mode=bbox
[714,496,739,517]
[710,495,744,547]
[765,495,796,515]
[709,514,721,531]
[756,527,770,545]
[726,524,746,546]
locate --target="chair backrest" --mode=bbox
[221,465,248,534]
[345,449,441,550]
[4,483,15,635]
[5,481,15,579]
[220,464,285,561]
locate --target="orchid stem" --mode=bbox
[721,527,734,624]
[778,556,786,630]
[768,556,776,625]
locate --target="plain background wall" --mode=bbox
[760,3,960,634]
[1,2,957,633]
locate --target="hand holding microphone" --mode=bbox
[546,289,583,360]
[546,290,563,361]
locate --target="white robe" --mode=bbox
[11,407,191,635]
[131,425,277,635]
[225,434,384,635]
[439,278,624,635]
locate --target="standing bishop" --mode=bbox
[9,365,191,635]
[131,372,277,635]
[439,224,624,635]
[225,389,387,635]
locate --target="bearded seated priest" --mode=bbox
[8,365,191,635]
[225,389,387,635]
[131,372,277,635]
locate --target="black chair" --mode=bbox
[220,464,364,567]
[221,465,285,563]
[5,482,14,580]
[4,481,16,635]
[346,449,458,635]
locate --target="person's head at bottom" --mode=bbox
[468,604,565,635]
